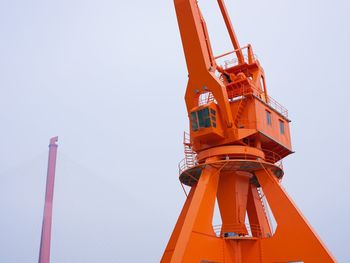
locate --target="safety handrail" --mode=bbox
[178,147,283,175]
[214,45,249,60]
[214,45,255,67]
[212,223,265,237]
[226,84,288,119]
[195,83,288,118]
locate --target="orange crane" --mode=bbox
[161,0,336,262]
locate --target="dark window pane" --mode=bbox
[197,109,205,128]
[266,111,272,125]
[198,108,211,128]
[211,116,216,121]
[279,120,285,134]
[210,109,216,115]
[213,122,217,128]
[191,112,198,131]
[203,107,209,118]
[205,117,211,127]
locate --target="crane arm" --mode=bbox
[174,0,237,127]
[217,0,245,63]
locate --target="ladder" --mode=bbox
[234,96,247,127]
[257,187,274,234]
[183,131,196,168]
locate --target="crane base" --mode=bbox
[162,162,336,263]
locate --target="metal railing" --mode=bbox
[180,132,198,174]
[194,84,288,119]
[212,223,265,238]
[178,157,193,175]
[263,149,283,170]
[266,95,288,118]
[226,84,288,119]
[214,45,255,69]
[198,92,215,106]
[178,147,283,175]
[211,45,289,119]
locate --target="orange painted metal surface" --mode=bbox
[162,0,336,262]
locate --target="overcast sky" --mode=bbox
[0,0,349,262]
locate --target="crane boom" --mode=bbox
[174,0,234,127]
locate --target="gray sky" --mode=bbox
[0,0,349,262]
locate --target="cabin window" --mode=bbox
[190,112,198,131]
[190,107,212,131]
[198,108,211,128]
[279,120,285,134]
[266,110,272,125]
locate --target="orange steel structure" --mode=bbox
[161,0,336,262]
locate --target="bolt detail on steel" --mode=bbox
[161,0,335,262]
